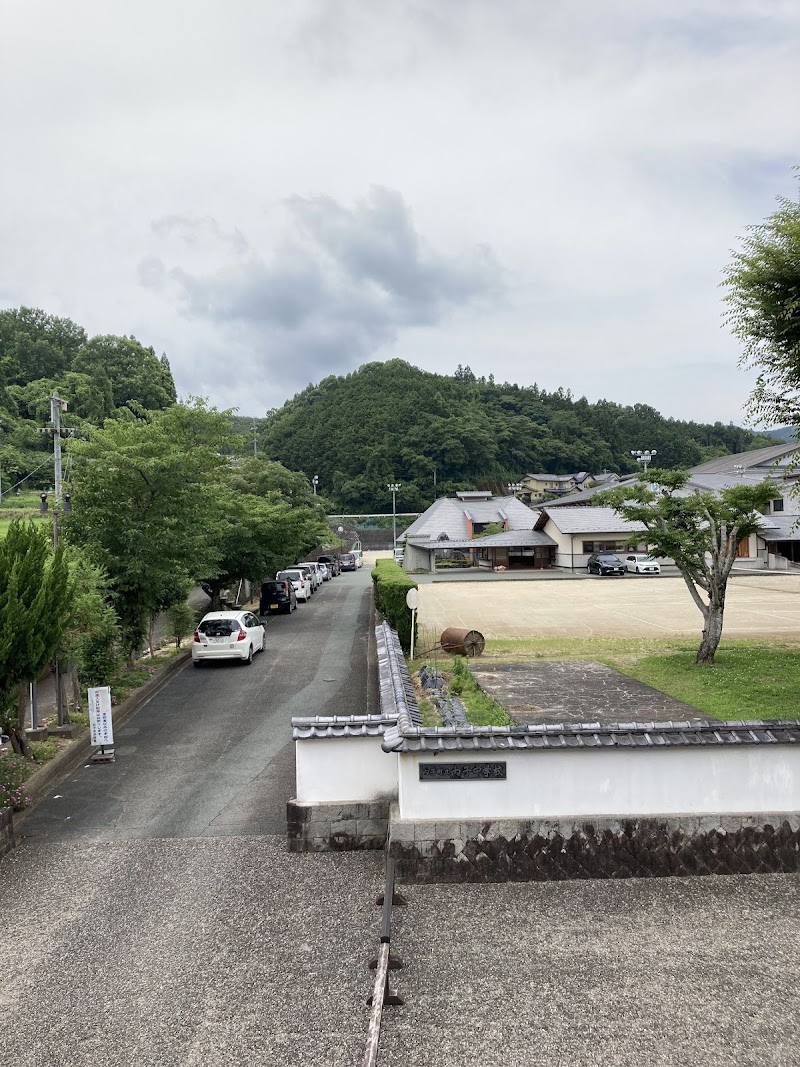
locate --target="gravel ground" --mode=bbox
[381,873,800,1067]
[0,836,383,1066]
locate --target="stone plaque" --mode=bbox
[419,762,506,782]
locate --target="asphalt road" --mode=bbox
[1,566,384,1067]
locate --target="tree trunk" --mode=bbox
[696,603,724,664]
[5,686,33,759]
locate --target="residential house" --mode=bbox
[401,491,557,572]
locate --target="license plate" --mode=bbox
[210,636,227,643]
[270,603,279,609]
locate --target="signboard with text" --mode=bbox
[88,686,114,746]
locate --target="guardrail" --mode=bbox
[362,858,407,1067]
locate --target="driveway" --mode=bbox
[418,573,800,639]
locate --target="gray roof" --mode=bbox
[292,714,397,739]
[757,515,800,542]
[524,473,576,483]
[539,477,638,506]
[542,506,646,535]
[381,719,800,752]
[689,443,798,475]
[401,494,537,542]
[407,529,557,550]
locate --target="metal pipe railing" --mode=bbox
[362,858,406,1067]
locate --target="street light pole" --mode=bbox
[631,449,658,473]
[312,475,319,496]
[387,483,400,553]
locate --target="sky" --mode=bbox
[1,0,798,426]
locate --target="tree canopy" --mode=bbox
[597,472,776,664]
[724,184,800,427]
[0,521,74,754]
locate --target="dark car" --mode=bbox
[259,579,297,615]
[587,553,626,576]
[339,552,357,572]
[317,554,341,576]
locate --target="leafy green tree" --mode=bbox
[0,307,86,385]
[72,335,176,411]
[63,402,237,657]
[724,186,800,427]
[59,546,121,696]
[598,473,776,664]
[0,521,74,755]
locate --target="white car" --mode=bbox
[192,610,265,666]
[317,562,331,581]
[624,553,661,575]
[352,549,364,569]
[276,569,312,602]
[296,563,321,591]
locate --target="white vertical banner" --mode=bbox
[88,686,114,746]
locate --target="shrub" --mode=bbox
[165,600,196,648]
[371,559,418,653]
[0,752,32,811]
[29,739,59,763]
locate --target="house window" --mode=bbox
[772,498,785,513]
[582,540,627,554]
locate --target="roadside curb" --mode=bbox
[17,649,192,817]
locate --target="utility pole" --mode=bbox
[252,420,258,457]
[42,395,73,728]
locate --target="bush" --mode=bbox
[29,739,59,763]
[371,559,418,654]
[0,752,32,811]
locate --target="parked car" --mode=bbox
[192,610,265,666]
[307,561,328,584]
[351,549,364,568]
[259,579,297,615]
[394,545,405,565]
[276,568,312,601]
[317,562,331,581]
[317,554,340,576]
[296,562,320,591]
[587,553,626,576]
[339,552,357,571]
[624,553,662,575]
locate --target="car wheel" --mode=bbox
[193,660,203,668]
[244,645,253,665]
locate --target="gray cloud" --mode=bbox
[140,188,503,388]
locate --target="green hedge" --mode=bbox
[371,559,418,653]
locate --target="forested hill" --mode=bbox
[261,360,777,513]
[0,307,177,489]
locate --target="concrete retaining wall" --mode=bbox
[287,799,390,852]
[388,806,800,882]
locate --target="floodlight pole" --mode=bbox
[312,475,319,496]
[387,483,401,552]
[631,449,657,473]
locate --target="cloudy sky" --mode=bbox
[1,1,798,425]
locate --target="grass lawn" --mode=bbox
[479,636,800,722]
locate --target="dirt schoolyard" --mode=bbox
[416,573,800,639]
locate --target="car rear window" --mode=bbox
[278,570,302,580]
[340,553,354,561]
[198,619,239,637]
[262,582,286,594]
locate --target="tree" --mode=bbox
[724,185,800,427]
[0,522,74,755]
[63,402,238,656]
[72,335,177,412]
[597,472,776,664]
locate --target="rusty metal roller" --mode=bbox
[440,627,485,657]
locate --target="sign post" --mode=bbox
[405,588,419,660]
[88,686,115,763]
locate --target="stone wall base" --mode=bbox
[388,807,800,882]
[0,806,15,861]
[287,799,390,852]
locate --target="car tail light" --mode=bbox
[193,630,201,643]
[237,629,247,641]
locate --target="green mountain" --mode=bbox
[261,359,778,512]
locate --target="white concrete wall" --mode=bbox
[296,736,398,803]
[397,747,800,820]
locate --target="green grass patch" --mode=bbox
[417,694,442,727]
[481,636,800,721]
[111,667,153,704]
[448,656,512,726]
[29,738,59,763]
